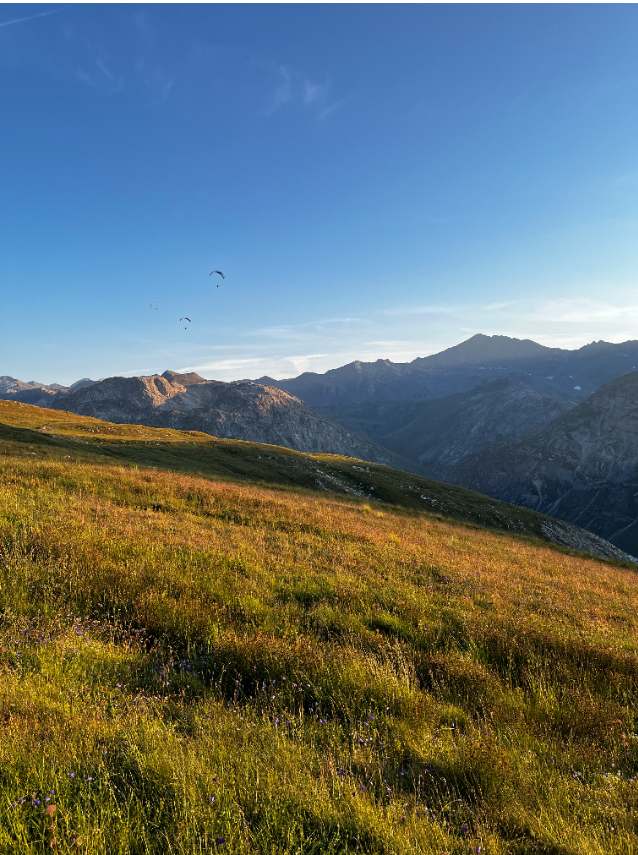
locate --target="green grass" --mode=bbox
[0,400,616,559]
[0,401,637,853]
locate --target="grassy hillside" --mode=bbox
[0,400,625,561]
[0,401,637,852]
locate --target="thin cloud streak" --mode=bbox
[317,98,346,121]
[528,297,638,324]
[0,8,62,28]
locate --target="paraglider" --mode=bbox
[180,317,191,329]
[150,302,157,309]
[210,270,225,287]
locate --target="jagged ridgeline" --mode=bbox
[1,400,637,854]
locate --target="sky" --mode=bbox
[1,3,637,385]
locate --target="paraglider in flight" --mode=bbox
[180,316,191,329]
[209,270,225,287]
[150,302,157,309]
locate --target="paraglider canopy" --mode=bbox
[210,270,225,287]
[180,317,191,322]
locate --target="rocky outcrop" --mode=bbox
[49,371,418,471]
[448,371,638,556]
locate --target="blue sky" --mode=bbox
[1,3,637,384]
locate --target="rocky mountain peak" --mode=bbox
[161,370,209,387]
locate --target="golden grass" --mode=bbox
[0,436,637,853]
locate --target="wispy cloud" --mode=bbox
[317,98,346,122]
[303,80,326,104]
[0,8,62,29]
[483,301,513,311]
[528,297,638,325]
[265,66,293,116]
[262,62,342,122]
[612,171,638,188]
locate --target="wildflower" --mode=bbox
[33,799,40,806]
[216,838,226,845]
[69,773,75,778]
[46,805,56,817]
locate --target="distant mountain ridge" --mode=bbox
[0,375,95,407]
[255,334,638,406]
[6,333,638,409]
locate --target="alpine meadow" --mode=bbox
[0,401,636,854]
[2,4,638,854]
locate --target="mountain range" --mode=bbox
[256,333,638,405]
[5,333,638,555]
